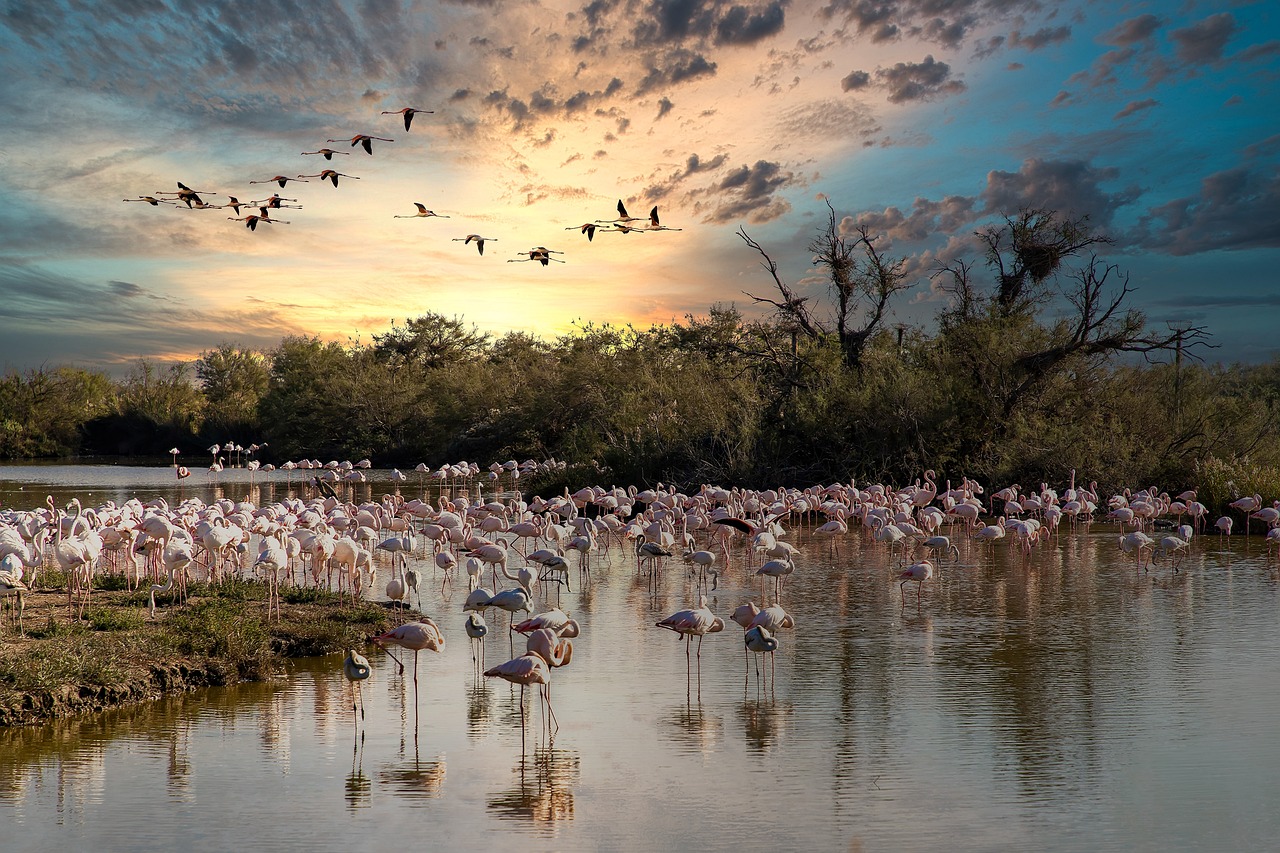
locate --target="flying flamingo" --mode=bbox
[509,247,564,265]
[228,214,287,231]
[299,170,358,187]
[328,134,394,155]
[301,148,349,160]
[381,107,432,130]
[395,203,449,218]
[646,205,683,231]
[250,175,308,188]
[597,198,643,225]
[452,234,496,255]
[124,196,176,206]
[566,223,598,241]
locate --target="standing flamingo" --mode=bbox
[343,648,372,728]
[897,560,934,607]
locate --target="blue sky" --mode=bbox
[0,0,1276,374]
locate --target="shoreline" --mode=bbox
[0,582,393,728]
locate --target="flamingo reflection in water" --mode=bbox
[488,745,580,824]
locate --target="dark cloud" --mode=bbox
[1113,98,1157,120]
[109,281,146,298]
[980,158,1139,227]
[635,50,718,95]
[1009,26,1071,52]
[853,195,977,244]
[1170,13,1237,65]
[840,70,871,91]
[1100,14,1161,47]
[877,55,966,103]
[714,2,787,45]
[656,96,675,119]
[696,159,798,223]
[1135,165,1280,256]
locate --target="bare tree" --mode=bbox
[739,199,911,370]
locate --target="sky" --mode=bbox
[0,0,1276,375]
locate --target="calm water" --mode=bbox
[3,465,1280,852]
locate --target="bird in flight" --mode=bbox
[299,170,358,187]
[246,194,300,209]
[597,199,644,225]
[301,148,349,160]
[381,107,433,131]
[453,234,496,256]
[647,206,683,231]
[227,214,288,231]
[509,247,565,266]
[123,196,176,206]
[250,175,308,188]
[328,134,394,155]
[566,223,598,241]
[395,203,449,218]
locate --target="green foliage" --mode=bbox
[163,600,273,679]
[86,605,147,631]
[196,343,269,435]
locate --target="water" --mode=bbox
[3,464,1280,851]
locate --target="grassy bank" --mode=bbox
[0,578,393,727]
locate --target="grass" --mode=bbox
[0,578,395,725]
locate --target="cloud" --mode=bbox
[1113,98,1158,120]
[1009,26,1071,52]
[842,55,965,102]
[687,159,799,223]
[656,96,675,119]
[1101,14,1162,47]
[979,158,1139,227]
[1134,165,1280,256]
[629,0,788,49]
[1170,13,1237,65]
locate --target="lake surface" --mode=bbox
[3,464,1280,852]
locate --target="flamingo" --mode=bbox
[0,555,28,635]
[509,247,565,265]
[646,205,683,231]
[465,612,488,667]
[301,147,349,160]
[381,107,432,131]
[328,134,394,154]
[250,175,308,188]
[484,627,571,736]
[597,198,644,225]
[395,203,449,218]
[343,648,372,726]
[897,560,934,607]
[372,618,445,690]
[452,234,496,255]
[566,223,598,241]
[299,170,358,187]
[656,595,724,696]
[124,196,176,206]
[744,625,778,688]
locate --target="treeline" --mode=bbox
[2,208,1277,509]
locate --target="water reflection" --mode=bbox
[377,754,447,803]
[737,699,793,755]
[487,745,579,829]
[663,702,723,756]
[465,680,492,741]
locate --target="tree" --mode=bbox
[930,208,1214,475]
[372,313,489,369]
[196,343,269,434]
[738,199,911,370]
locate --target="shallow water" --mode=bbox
[3,465,1280,852]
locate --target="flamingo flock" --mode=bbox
[124,107,687,263]
[5,462,1280,751]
